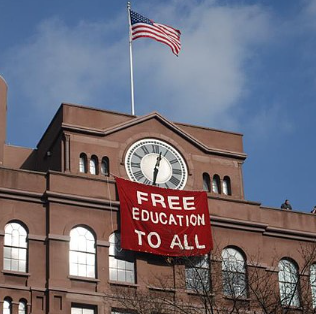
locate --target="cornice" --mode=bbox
[264,226,316,241]
[0,283,32,291]
[45,190,119,210]
[47,285,105,296]
[208,194,261,206]
[211,215,267,233]
[0,187,44,203]
[211,215,316,241]
[47,169,116,184]
[62,123,104,135]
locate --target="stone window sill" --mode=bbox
[186,289,214,296]
[108,280,139,288]
[2,270,31,277]
[147,285,175,293]
[224,296,251,302]
[68,275,100,283]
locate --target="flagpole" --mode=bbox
[127,2,135,115]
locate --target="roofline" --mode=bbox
[174,121,243,137]
[36,104,64,148]
[62,110,247,160]
[53,103,243,137]
[36,103,246,159]
[61,102,136,118]
[0,75,8,88]
[37,103,137,148]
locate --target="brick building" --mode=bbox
[0,75,316,314]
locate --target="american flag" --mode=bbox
[130,10,181,56]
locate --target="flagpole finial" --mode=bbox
[127,2,131,9]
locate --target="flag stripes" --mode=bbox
[130,10,181,56]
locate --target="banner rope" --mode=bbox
[108,173,123,253]
[107,173,115,234]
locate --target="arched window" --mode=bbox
[212,175,221,194]
[4,222,27,272]
[3,298,12,314]
[185,254,210,292]
[79,153,87,173]
[222,176,231,195]
[18,300,27,314]
[101,157,109,176]
[89,155,98,175]
[310,264,316,308]
[202,173,211,192]
[69,226,96,278]
[278,258,300,307]
[109,232,135,283]
[222,247,247,297]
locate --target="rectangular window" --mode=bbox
[71,305,95,314]
[109,232,135,284]
[109,256,135,283]
[185,255,210,292]
[4,246,27,272]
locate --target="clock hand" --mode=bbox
[152,152,162,186]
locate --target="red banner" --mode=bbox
[115,177,213,256]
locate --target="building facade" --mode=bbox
[0,76,316,314]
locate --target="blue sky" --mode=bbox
[0,0,315,212]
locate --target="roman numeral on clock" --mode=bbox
[143,178,151,185]
[133,170,144,181]
[134,152,142,160]
[169,176,180,187]
[172,169,182,175]
[152,144,160,154]
[141,145,149,154]
[169,159,178,165]
[131,162,140,168]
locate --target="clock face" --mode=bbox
[125,139,188,190]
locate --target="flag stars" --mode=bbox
[130,11,153,26]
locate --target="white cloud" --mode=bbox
[131,2,272,129]
[3,16,129,116]
[300,0,316,28]
[3,1,273,132]
[246,103,294,141]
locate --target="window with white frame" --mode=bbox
[202,173,211,192]
[101,156,109,176]
[18,300,27,314]
[71,305,95,314]
[278,258,300,307]
[79,153,87,173]
[222,247,247,298]
[69,226,96,278]
[212,175,220,194]
[310,264,316,308]
[89,156,98,175]
[222,176,231,195]
[109,232,135,283]
[3,298,12,314]
[4,222,27,272]
[185,254,210,292]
